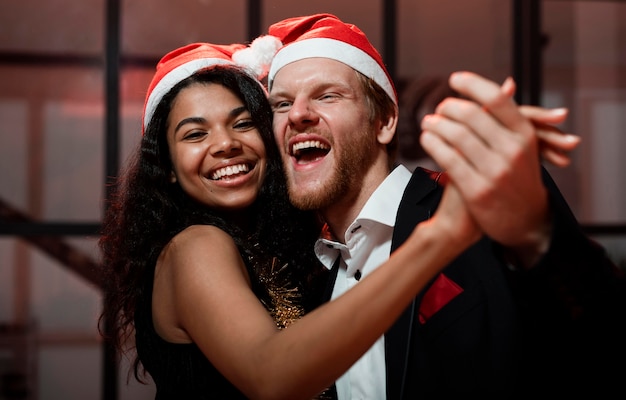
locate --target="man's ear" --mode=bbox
[377,111,398,145]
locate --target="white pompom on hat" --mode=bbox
[266,13,398,104]
[232,35,283,83]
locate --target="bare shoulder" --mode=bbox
[157,224,246,286]
[153,224,249,342]
[170,224,236,250]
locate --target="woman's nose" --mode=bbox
[209,128,241,155]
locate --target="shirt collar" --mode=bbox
[357,164,413,228]
[314,165,413,270]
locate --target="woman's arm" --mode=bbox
[153,183,478,400]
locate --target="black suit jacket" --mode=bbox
[381,167,626,399]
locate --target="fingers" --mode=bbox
[519,105,568,124]
[519,105,580,167]
[500,75,516,97]
[535,125,580,151]
[450,72,580,168]
[536,127,581,167]
[447,71,534,138]
[430,96,518,167]
[540,147,573,167]
[419,129,468,174]
[429,71,580,170]
[419,126,487,191]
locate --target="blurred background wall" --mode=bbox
[0,0,624,399]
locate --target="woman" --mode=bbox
[99,42,330,399]
[98,42,570,400]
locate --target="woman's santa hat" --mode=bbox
[265,13,398,104]
[142,41,279,133]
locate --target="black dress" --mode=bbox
[134,251,336,399]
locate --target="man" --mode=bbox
[263,13,626,398]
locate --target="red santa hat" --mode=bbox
[142,40,280,133]
[266,13,398,104]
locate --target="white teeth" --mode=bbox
[291,140,329,154]
[211,164,249,180]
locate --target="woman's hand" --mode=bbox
[500,77,581,167]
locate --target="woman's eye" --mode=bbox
[234,119,255,130]
[183,130,205,140]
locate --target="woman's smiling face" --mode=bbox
[166,82,267,211]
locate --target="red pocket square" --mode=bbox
[418,273,463,324]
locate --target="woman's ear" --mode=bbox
[377,110,398,145]
[170,171,177,183]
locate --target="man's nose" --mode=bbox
[288,98,319,127]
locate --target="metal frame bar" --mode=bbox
[512,0,542,105]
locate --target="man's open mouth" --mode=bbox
[291,140,330,163]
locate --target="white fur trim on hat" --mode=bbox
[267,37,396,104]
[143,58,232,129]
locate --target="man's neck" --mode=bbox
[319,170,390,244]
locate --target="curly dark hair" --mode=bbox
[98,65,325,382]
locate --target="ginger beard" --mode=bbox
[284,124,378,211]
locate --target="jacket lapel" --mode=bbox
[385,168,446,400]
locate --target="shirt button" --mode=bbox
[354,270,362,281]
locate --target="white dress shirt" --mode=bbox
[314,165,413,400]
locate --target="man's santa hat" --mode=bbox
[265,13,398,104]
